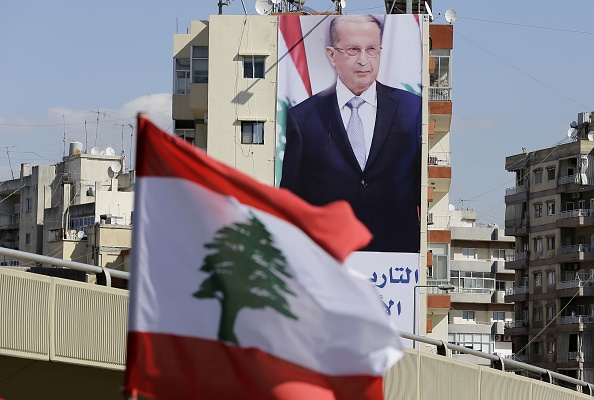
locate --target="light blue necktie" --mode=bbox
[346,96,367,169]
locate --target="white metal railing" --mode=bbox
[558,209,594,219]
[557,244,590,255]
[558,316,592,325]
[508,320,528,328]
[428,152,451,166]
[428,86,452,101]
[505,286,528,296]
[556,280,592,290]
[505,252,527,262]
[505,186,526,196]
[558,174,578,185]
[428,215,450,229]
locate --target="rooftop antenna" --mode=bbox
[62,113,66,158]
[5,146,15,179]
[89,109,107,147]
[84,120,88,153]
[128,124,134,171]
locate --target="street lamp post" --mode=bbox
[412,283,455,349]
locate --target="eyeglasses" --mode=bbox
[332,46,382,57]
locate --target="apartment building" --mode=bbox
[504,113,594,384]
[445,208,515,364]
[0,145,133,283]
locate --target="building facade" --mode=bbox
[445,209,516,364]
[0,147,134,283]
[505,115,594,383]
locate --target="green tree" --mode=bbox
[193,214,297,345]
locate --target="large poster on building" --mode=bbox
[275,14,423,335]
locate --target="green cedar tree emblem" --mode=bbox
[193,214,298,345]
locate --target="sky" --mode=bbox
[1,0,593,226]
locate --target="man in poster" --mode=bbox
[280,14,421,253]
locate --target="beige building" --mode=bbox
[505,114,594,384]
[0,147,134,285]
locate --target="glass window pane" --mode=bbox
[192,59,208,83]
[253,122,264,144]
[192,46,208,58]
[254,58,265,78]
[176,58,190,70]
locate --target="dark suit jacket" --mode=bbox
[280,81,421,253]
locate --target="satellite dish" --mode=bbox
[568,128,578,138]
[340,0,346,9]
[444,8,458,23]
[570,121,578,128]
[588,132,594,141]
[110,161,122,173]
[271,0,281,3]
[90,147,101,155]
[425,1,434,20]
[255,0,273,15]
[105,147,115,156]
[77,231,85,239]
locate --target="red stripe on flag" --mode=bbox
[124,332,384,400]
[135,116,371,262]
[280,16,312,97]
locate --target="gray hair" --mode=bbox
[329,15,383,47]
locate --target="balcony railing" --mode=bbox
[505,252,527,262]
[428,215,450,229]
[556,279,592,290]
[428,152,451,166]
[505,186,526,196]
[557,244,590,255]
[557,209,594,219]
[505,286,528,296]
[557,315,593,325]
[558,174,579,185]
[428,86,452,101]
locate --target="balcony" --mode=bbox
[558,174,579,186]
[505,252,528,270]
[557,315,594,333]
[428,215,450,230]
[428,152,451,193]
[504,286,527,302]
[504,319,529,336]
[556,208,594,227]
[505,217,528,236]
[428,152,451,167]
[556,275,594,298]
[505,185,527,203]
[0,213,20,230]
[556,244,594,263]
[428,86,451,101]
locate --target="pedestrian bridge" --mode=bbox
[0,267,591,400]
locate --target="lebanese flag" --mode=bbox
[124,115,403,399]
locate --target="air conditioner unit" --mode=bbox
[495,334,502,342]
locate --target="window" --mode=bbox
[547,202,555,216]
[567,202,575,211]
[546,305,555,321]
[241,121,264,144]
[493,311,505,321]
[546,236,555,250]
[534,169,543,184]
[462,311,475,321]
[492,249,505,260]
[547,339,556,354]
[26,198,32,211]
[450,271,495,294]
[533,341,543,355]
[25,233,31,245]
[243,56,265,79]
[430,254,448,279]
[547,167,556,181]
[534,272,542,287]
[546,270,555,285]
[448,333,491,353]
[534,237,543,253]
[534,203,542,218]
[174,58,190,94]
[175,120,196,144]
[579,199,586,210]
[495,280,506,291]
[462,247,476,260]
[429,50,451,88]
[191,46,208,83]
[533,306,542,321]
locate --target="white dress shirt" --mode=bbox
[336,79,378,160]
